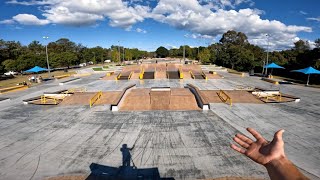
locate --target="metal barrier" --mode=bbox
[217,90,232,107]
[89,91,103,108]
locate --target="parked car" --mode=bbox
[79,63,87,67]
[88,61,94,65]
[4,71,18,76]
[104,59,111,63]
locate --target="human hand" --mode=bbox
[231,128,286,166]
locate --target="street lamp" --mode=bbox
[265,34,270,76]
[118,41,121,63]
[43,36,51,76]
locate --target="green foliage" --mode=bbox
[111,49,120,62]
[156,46,169,58]
[198,48,211,64]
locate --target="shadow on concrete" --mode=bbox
[86,144,175,180]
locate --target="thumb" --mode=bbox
[274,129,285,142]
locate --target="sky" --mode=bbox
[0,0,319,51]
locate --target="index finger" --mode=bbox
[247,128,264,141]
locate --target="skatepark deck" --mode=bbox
[119,88,201,111]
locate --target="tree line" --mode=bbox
[0,38,151,73]
[156,30,320,83]
[1,31,319,83]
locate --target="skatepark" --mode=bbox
[0,62,319,179]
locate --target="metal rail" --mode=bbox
[89,91,103,108]
[217,90,232,107]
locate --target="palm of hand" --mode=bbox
[231,128,285,165]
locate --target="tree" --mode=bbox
[2,59,17,71]
[315,38,320,48]
[111,49,120,62]
[156,46,169,58]
[294,40,310,52]
[198,48,211,64]
[220,30,249,46]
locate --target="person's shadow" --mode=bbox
[86,144,174,180]
[121,144,135,167]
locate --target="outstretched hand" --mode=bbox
[231,128,286,166]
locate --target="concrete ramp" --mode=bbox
[119,87,201,111]
[150,90,170,110]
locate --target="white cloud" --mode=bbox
[12,14,49,25]
[6,0,53,6]
[5,0,150,29]
[299,11,307,15]
[2,0,314,50]
[307,17,320,22]
[151,0,312,50]
[136,28,147,33]
[0,19,15,24]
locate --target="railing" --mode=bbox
[179,68,184,79]
[116,73,122,80]
[128,71,134,80]
[64,87,86,94]
[217,90,232,107]
[41,95,58,105]
[106,72,114,77]
[139,68,144,79]
[89,91,103,108]
[266,92,282,102]
[202,72,208,80]
[189,71,195,79]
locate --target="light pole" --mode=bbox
[118,41,121,63]
[265,34,270,76]
[43,36,51,76]
[183,45,185,63]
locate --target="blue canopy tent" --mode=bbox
[25,66,48,73]
[264,62,285,75]
[291,66,320,85]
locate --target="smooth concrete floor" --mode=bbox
[0,71,319,180]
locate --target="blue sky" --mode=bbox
[0,0,319,51]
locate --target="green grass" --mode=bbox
[103,66,109,69]
[92,67,104,71]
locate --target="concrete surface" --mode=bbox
[0,69,319,180]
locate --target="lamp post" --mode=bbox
[43,36,51,76]
[265,34,270,76]
[118,41,121,63]
[183,45,185,63]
